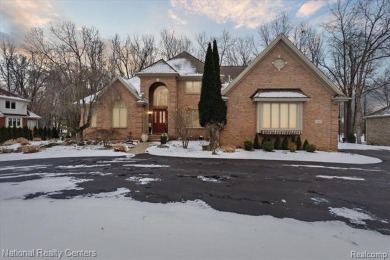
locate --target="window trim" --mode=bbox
[185,81,201,95]
[7,117,22,128]
[112,102,127,128]
[5,100,16,109]
[256,102,303,133]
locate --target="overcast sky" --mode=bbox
[0,0,340,42]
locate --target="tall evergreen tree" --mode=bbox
[198,43,216,127]
[213,40,222,89]
[198,42,227,154]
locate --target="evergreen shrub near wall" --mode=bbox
[0,126,59,144]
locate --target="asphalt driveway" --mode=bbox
[1,148,389,235]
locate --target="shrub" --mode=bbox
[22,145,40,154]
[303,139,309,151]
[16,137,29,145]
[262,141,274,152]
[282,137,289,150]
[296,136,302,150]
[288,142,297,152]
[274,136,282,150]
[221,145,235,153]
[253,134,261,149]
[3,139,17,145]
[306,144,316,153]
[113,143,127,152]
[291,136,296,144]
[244,140,253,151]
[347,133,356,143]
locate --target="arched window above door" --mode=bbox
[153,86,168,107]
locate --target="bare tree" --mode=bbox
[174,108,192,149]
[227,35,257,66]
[257,12,292,47]
[0,36,17,91]
[159,29,193,60]
[110,33,157,78]
[292,23,323,66]
[322,0,390,142]
[26,22,111,142]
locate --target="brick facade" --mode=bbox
[86,36,345,151]
[366,117,390,146]
[84,79,145,140]
[221,41,340,151]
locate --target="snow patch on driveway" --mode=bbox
[329,207,374,225]
[123,164,169,168]
[126,176,161,185]
[317,175,365,181]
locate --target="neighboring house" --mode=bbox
[0,89,41,129]
[85,34,348,151]
[364,106,390,146]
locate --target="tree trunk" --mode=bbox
[76,129,84,145]
[355,95,363,144]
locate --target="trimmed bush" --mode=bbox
[16,137,29,145]
[262,141,274,152]
[22,145,40,154]
[244,140,253,151]
[306,144,316,153]
[113,143,127,152]
[296,136,302,150]
[253,134,261,149]
[274,136,282,150]
[282,137,289,150]
[303,139,309,151]
[347,133,356,143]
[288,142,297,152]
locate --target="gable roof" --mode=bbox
[169,52,204,74]
[0,88,30,102]
[221,34,346,99]
[136,59,179,76]
[364,105,390,118]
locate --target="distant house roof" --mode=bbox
[0,88,30,102]
[364,106,390,119]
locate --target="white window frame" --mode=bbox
[257,102,303,132]
[7,117,22,128]
[5,100,16,109]
[185,81,201,95]
[112,102,127,128]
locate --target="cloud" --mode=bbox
[0,0,60,40]
[168,9,187,26]
[297,0,326,17]
[170,0,287,29]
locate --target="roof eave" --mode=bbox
[135,72,179,77]
[252,97,310,102]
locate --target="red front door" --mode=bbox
[153,109,168,134]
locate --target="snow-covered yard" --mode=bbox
[1,176,389,260]
[0,141,129,162]
[147,141,384,164]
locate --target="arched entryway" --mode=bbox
[149,83,168,134]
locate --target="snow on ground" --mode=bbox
[316,175,365,181]
[147,141,382,164]
[339,142,390,151]
[122,163,170,168]
[329,207,375,225]
[0,143,131,162]
[288,164,383,171]
[1,177,389,260]
[126,176,161,185]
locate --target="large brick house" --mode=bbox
[0,89,40,129]
[85,35,347,151]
